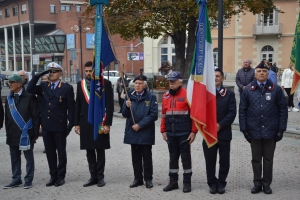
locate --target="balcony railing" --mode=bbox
[253,23,282,37]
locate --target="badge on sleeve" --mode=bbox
[265,93,271,101]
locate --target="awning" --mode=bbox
[60,0,85,5]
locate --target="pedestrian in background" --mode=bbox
[281,64,299,112]
[264,60,277,85]
[235,59,256,97]
[203,68,236,195]
[116,71,128,113]
[18,70,28,89]
[160,71,197,193]
[239,62,288,194]
[3,75,40,189]
[74,61,114,187]
[122,75,158,189]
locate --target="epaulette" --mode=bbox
[219,88,227,97]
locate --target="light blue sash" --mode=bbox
[7,95,33,151]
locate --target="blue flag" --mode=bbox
[88,3,115,140]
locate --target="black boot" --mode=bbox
[163,180,179,192]
[183,182,191,193]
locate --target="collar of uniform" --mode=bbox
[217,86,227,97]
[50,80,61,88]
[250,79,274,91]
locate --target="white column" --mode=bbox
[20,25,24,70]
[29,22,32,71]
[12,26,17,71]
[4,28,9,72]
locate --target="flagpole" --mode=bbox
[218,0,223,70]
[121,76,136,124]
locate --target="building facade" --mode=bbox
[143,0,300,80]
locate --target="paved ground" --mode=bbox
[0,80,300,199]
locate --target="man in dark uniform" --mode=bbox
[122,75,158,189]
[27,62,75,187]
[203,68,236,194]
[74,61,114,187]
[239,61,288,194]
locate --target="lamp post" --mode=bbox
[71,18,90,79]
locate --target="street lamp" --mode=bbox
[71,19,90,79]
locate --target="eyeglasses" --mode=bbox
[85,70,92,72]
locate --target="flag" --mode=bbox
[291,13,300,94]
[187,0,217,147]
[88,2,115,140]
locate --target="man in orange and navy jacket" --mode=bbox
[160,71,198,193]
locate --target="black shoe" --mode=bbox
[210,185,217,194]
[55,179,65,187]
[263,186,272,194]
[83,179,97,187]
[97,179,105,187]
[145,180,153,188]
[23,183,33,189]
[130,179,143,188]
[46,178,57,187]
[163,180,179,192]
[251,185,262,194]
[183,182,191,193]
[43,149,46,153]
[3,180,23,189]
[217,186,225,194]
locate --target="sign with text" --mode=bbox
[127,52,144,61]
[86,33,95,49]
[32,55,40,65]
[66,34,75,49]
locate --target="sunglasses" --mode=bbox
[49,70,61,73]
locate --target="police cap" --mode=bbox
[167,71,182,81]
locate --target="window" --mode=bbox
[257,8,279,26]
[159,36,184,66]
[0,10,2,20]
[13,6,18,16]
[76,5,81,12]
[61,5,71,11]
[50,4,55,14]
[5,8,10,17]
[213,48,218,67]
[21,4,26,14]
[261,45,274,65]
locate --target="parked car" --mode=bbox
[103,71,119,86]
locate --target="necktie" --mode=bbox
[14,94,19,105]
[137,94,141,100]
[260,83,264,88]
[51,83,55,90]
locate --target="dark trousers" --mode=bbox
[131,144,153,181]
[284,88,294,107]
[42,129,67,179]
[9,145,35,184]
[86,149,105,180]
[167,134,192,183]
[118,93,124,112]
[251,139,276,186]
[202,140,231,188]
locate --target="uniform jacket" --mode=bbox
[160,87,197,137]
[5,89,40,146]
[216,87,237,141]
[74,79,114,150]
[281,68,294,88]
[239,80,288,139]
[122,89,158,145]
[27,75,75,132]
[235,67,255,92]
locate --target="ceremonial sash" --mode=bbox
[7,95,33,151]
[81,79,90,104]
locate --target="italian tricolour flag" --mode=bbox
[187,0,217,147]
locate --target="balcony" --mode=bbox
[253,23,282,38]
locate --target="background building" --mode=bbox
[143,0,300,80]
